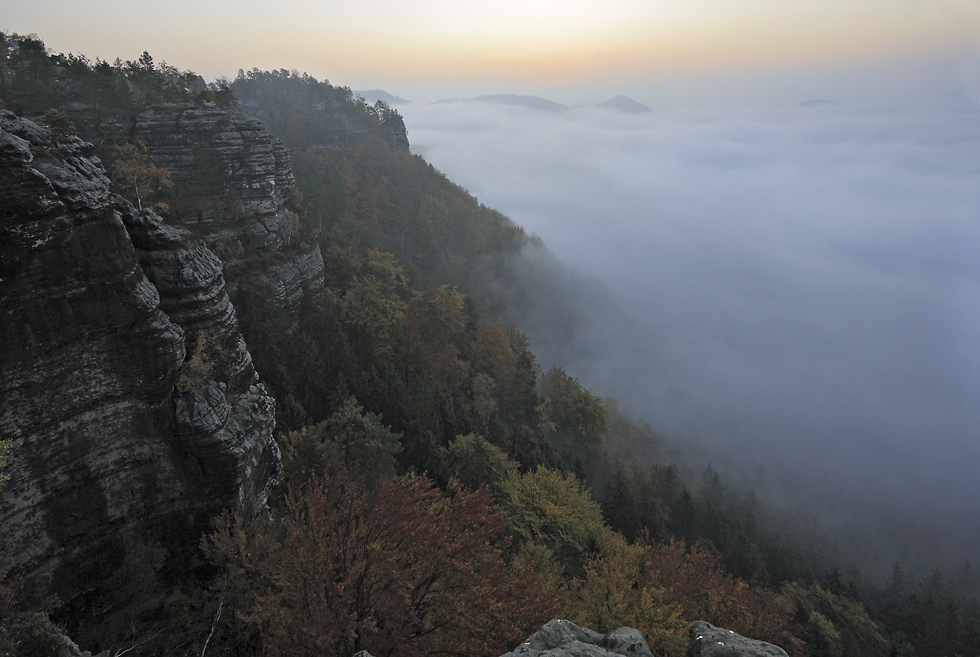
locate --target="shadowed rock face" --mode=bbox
[131,105,324,310]
[133,107,295,246]
[0,110,280,609]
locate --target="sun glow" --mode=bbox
[4,0,978,89]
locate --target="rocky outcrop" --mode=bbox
[132,107,294,242]
[501,619,654,657]
[687,622,788,657]
[380,110,410,153]
[130,105,324,310]
[498,620,788,657]
[124,206,280,519]
[0,111,280,609]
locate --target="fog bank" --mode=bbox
[401,96,980,572]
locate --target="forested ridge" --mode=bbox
[0,32,978,657]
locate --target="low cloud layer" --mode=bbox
[401,96,980,572]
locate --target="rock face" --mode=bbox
[501,619,654,657]
[686,621,789,657]
[130,105,324,310]
[0,110,280,609]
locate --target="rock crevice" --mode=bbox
[0,110,280,609]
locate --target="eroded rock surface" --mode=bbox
[0,110,280,609]
[501,619,654,657]
[686,621,788,657]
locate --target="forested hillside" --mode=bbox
[0,32,977,657]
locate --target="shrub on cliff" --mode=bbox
[108,140,174,213]
[39,109,76,141]
[175,332,218,393]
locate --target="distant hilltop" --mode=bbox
[596,95,653,113]
[434,94,569,112]
[431,93,653,113]
[356,89,411,105]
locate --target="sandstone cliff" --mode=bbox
[129,105,325,310]
[0,110,280,610]
[71,101,325,313]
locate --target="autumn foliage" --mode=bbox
[572,530,800,657]
[108,140,174,213]
[205,468,557,657]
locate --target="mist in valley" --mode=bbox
[399,89,980,576]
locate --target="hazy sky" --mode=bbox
[6,1,980,104]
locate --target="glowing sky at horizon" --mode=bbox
[5,0,980,102]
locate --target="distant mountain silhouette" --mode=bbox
[357,89,410,105]
[434,94,568,112]
[596,95,653,114]
[431,93,656,114]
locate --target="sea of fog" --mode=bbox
[399,98,980,573]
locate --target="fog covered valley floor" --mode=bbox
[401,97,980,574]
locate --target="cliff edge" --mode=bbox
[130,105,324,311]
[0,110,280,610]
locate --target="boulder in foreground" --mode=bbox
[500,619,654,657]
[686,621,788,657]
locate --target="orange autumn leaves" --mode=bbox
[205,470,559,657]
[205,459,801,657]
[573,530,799,656]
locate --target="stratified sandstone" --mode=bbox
[0,110,279,609]
[131,105,324,309]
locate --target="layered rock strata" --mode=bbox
[0,110,279,608]
[131,106,324,309]
[123,207,279,519]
